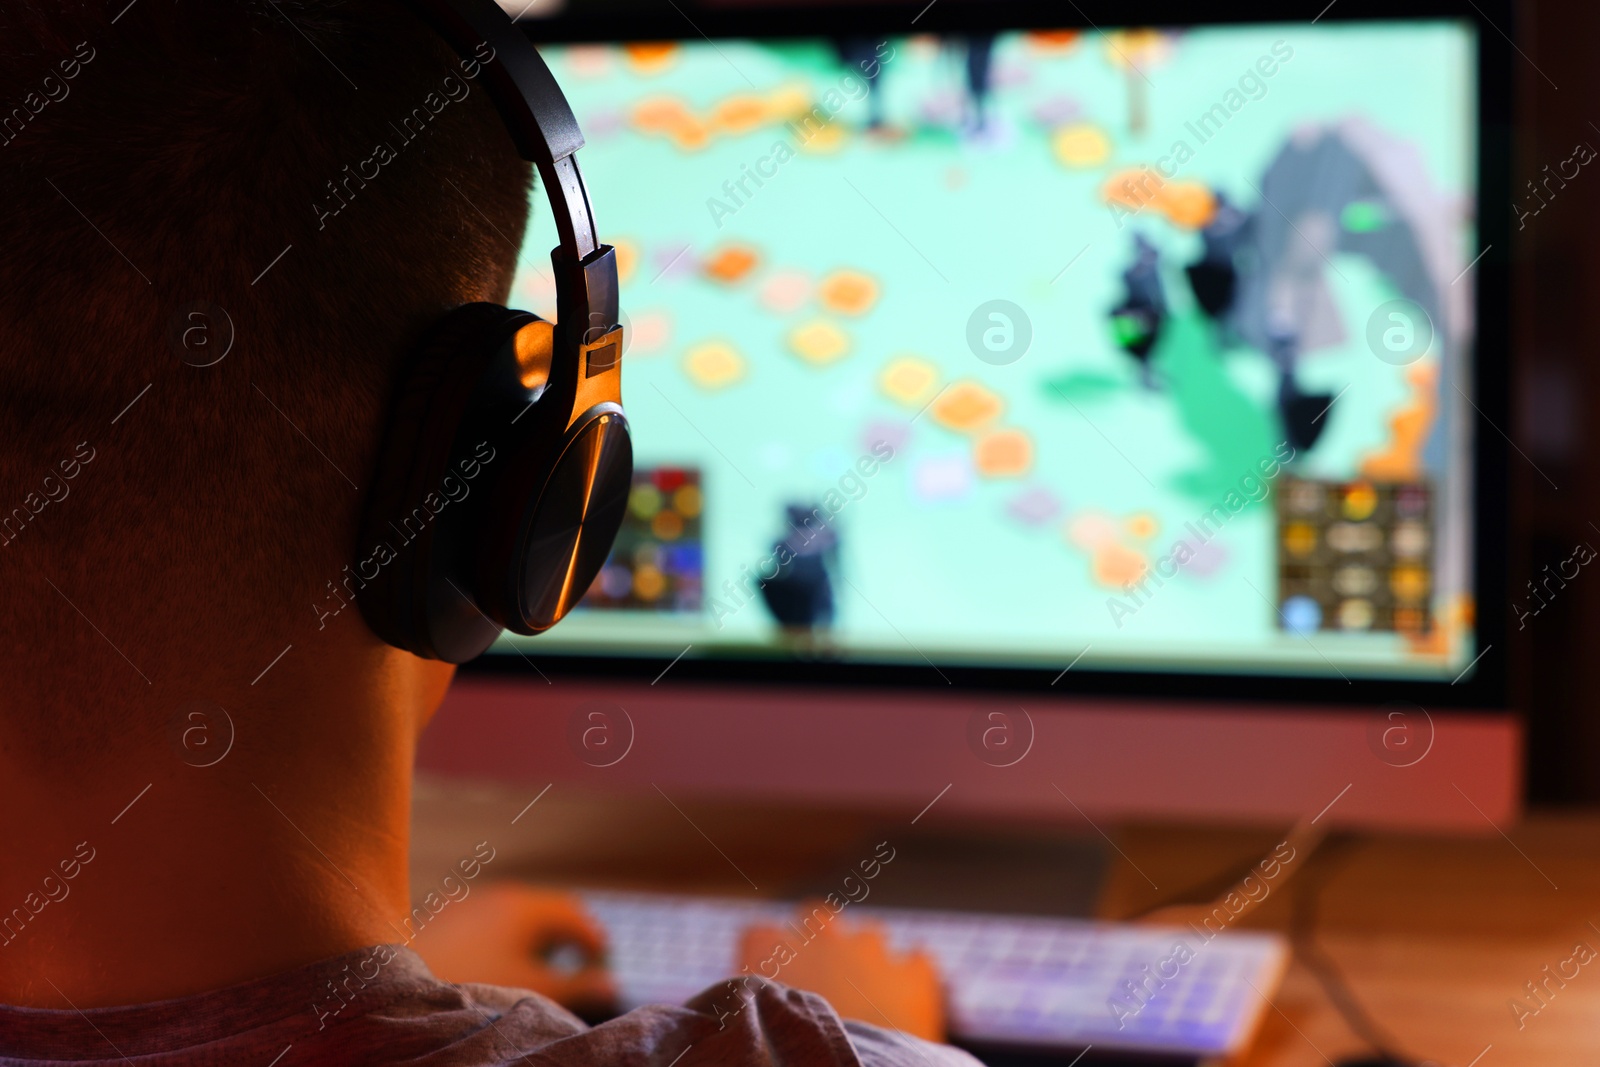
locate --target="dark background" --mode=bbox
[1504,0,1599,803]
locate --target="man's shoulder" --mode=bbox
[359,969,980,1067]
[0,947,978,1067]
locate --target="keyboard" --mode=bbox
[580,889,1288,1061]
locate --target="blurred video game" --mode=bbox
[508,20,1479,680]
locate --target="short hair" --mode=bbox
[0,2,534,743]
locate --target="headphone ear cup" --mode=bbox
[356,303,532,661]
[476,403,633,635]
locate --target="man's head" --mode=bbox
[0,1,533,753]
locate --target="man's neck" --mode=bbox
[0,638,450,1008]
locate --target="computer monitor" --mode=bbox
[422,0,1517,831]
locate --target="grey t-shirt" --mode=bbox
[0,945,980,1066]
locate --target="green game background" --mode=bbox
[501,20,1477,680]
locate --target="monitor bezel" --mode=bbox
[468,0,1514,712]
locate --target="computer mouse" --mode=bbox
[540,939,597,977]
[539,940,618,1026]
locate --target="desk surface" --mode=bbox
[1103,820,1600,1067]
[412,778,1600,1067]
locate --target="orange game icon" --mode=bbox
[764,83,812,123]
[701,244,760,285]
[672,484,703,518]
[670,118,713,152]
[930,380,1004,433]
[1390,565,1430,602]
[1093,543,1149,588]
[683,341,746,389]
[650,510,685,541]
[1157,182,1217,229]
[623,41,679,75]
[974,428,1033,478]
[1125,512,1160,540]
[1101,170,1217,229]
[1283,522,1318,557]
[787,320,851,365]
[1053,123,1111,168]
[798,122,848,153]
[879,356,939,406]
[1341,482,1379,521]
[712,95,768,135]
[1102,167,1166,212]
[632,564,666,601]
[1028,30,1082,52]
[817,270,881,316]
[631,96,695,135]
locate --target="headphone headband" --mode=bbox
[408,0,602,261]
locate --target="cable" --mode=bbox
[1119,819,1328,923]
[1289,833,1421,1066]
[1119,824,1431,1065]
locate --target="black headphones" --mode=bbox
[354,0,631,663]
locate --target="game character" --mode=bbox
[1269,328,1334,454]
[963,34,998,133]
[1185,191,1252,331]
[1111,234,1168,388]
[760,503,840,649]
[835,36,889,129]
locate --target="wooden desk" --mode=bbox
[412,778,1600,1067]
[1103,820,1600,1067]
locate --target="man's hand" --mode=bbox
[738,905,947,1043]
[411,882,615,1016]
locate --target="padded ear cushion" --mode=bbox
[356,303,532,660]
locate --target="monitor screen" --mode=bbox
[499,18,1483,684]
